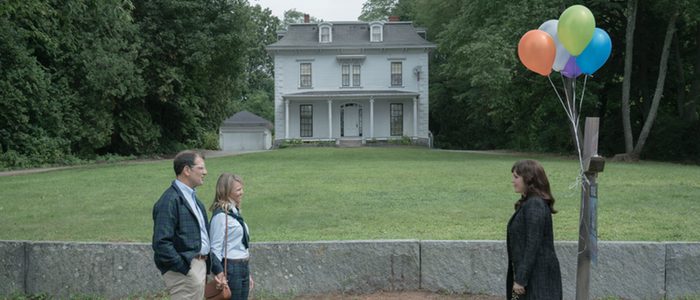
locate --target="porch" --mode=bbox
[280,90,421,143]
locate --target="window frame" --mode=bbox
[300,104,313,137]
[391,62,402,87]
[390,103,403,136]
[370,24,383,42]
[300,63,312,88]
[352,65,361,87]
[319,25,332,43]
[341,64,350,87]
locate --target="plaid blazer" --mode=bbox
[506,196,562,299]
[152,181,223,275]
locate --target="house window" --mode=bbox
[390,103,403,136]
[320,26,331,43]
[391,62,402,86]
[342,64,350,87]
[300,104,313,137]
[341,64,361,87]
[352,65,361,87]
[300,63,312,88]
[371,25,382,42]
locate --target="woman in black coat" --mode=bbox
[506,160,562,299]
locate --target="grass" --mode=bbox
[1,147,699,242]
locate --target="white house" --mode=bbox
[266,17,435,146]
[219,111,273,151]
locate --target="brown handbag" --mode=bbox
[205,210,231,300]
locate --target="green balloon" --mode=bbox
[557,5,595,56]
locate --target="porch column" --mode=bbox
[369,97,375,138]
[327,99,333,139]
[413,97,418,137]
[285,99,289,139]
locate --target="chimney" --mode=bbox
[304,14,310,23]
[388,15,400,22]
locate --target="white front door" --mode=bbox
[343,105,360,136]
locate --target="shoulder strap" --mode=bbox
[223,208,228,276]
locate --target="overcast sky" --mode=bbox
[250,0,366,22]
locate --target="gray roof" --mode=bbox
[267,21,435,51]
[221,111,273,129]
[283,90,419,99]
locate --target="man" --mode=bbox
[152,150,225,299]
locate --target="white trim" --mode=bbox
[369,98,375,138]
[284,99,290,139]
[327,100,333,139]
[370,23,383,42]
[319,24,332,43]
[413,97,418,137]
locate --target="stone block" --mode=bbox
[249,240,420,295]
[0,241,26,296]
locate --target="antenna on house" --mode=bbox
[413,66,422,81]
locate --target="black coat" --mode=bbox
[506,196,562,300]
[152,181,223,275]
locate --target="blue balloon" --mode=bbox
[577,28,612,75]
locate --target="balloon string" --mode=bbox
[576,75,589,129]
[572,76,577,120]
[548,75,573,121]
[553,74,588,189]
[568,76,589,189]
[559,73,575,118]
[571,76,576,118]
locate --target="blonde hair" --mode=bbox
[210,173,244,212]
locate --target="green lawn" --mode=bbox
[1,147,699,242]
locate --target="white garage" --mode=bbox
[219,111,273,151]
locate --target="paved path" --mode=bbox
[0,150,267,177]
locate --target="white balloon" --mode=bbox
[538,19,571,72]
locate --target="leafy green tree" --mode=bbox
[282,9,320,28]
[0,0,144,167]
[131,0,252,152]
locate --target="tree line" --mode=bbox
[2,0,699,169]
[0,0,279,168]
[361,0,700,163]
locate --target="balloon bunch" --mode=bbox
[517,5,612,184]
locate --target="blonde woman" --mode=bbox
[209,173,253,300]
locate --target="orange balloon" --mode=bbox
[518,30,556,76]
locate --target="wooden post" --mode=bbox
[576,117,605,300]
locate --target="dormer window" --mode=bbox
[319,23,332,43]
[370,22,383,42]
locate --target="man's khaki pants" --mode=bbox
[163,258,206,300]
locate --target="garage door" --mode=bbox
[222,132,263,151]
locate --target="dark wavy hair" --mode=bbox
[511,160,557,214]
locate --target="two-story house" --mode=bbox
[266,17,435,145]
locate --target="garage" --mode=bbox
[219,111,273,151]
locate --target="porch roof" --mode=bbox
[282,90,419,99]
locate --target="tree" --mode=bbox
[282,9,320,28]
[359,0,397,21]
[617,1,680,160]
[620,0,637,155]
[131,0,252,152]
[0,0,145,167]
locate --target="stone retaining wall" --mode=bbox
[1,240,698,299]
